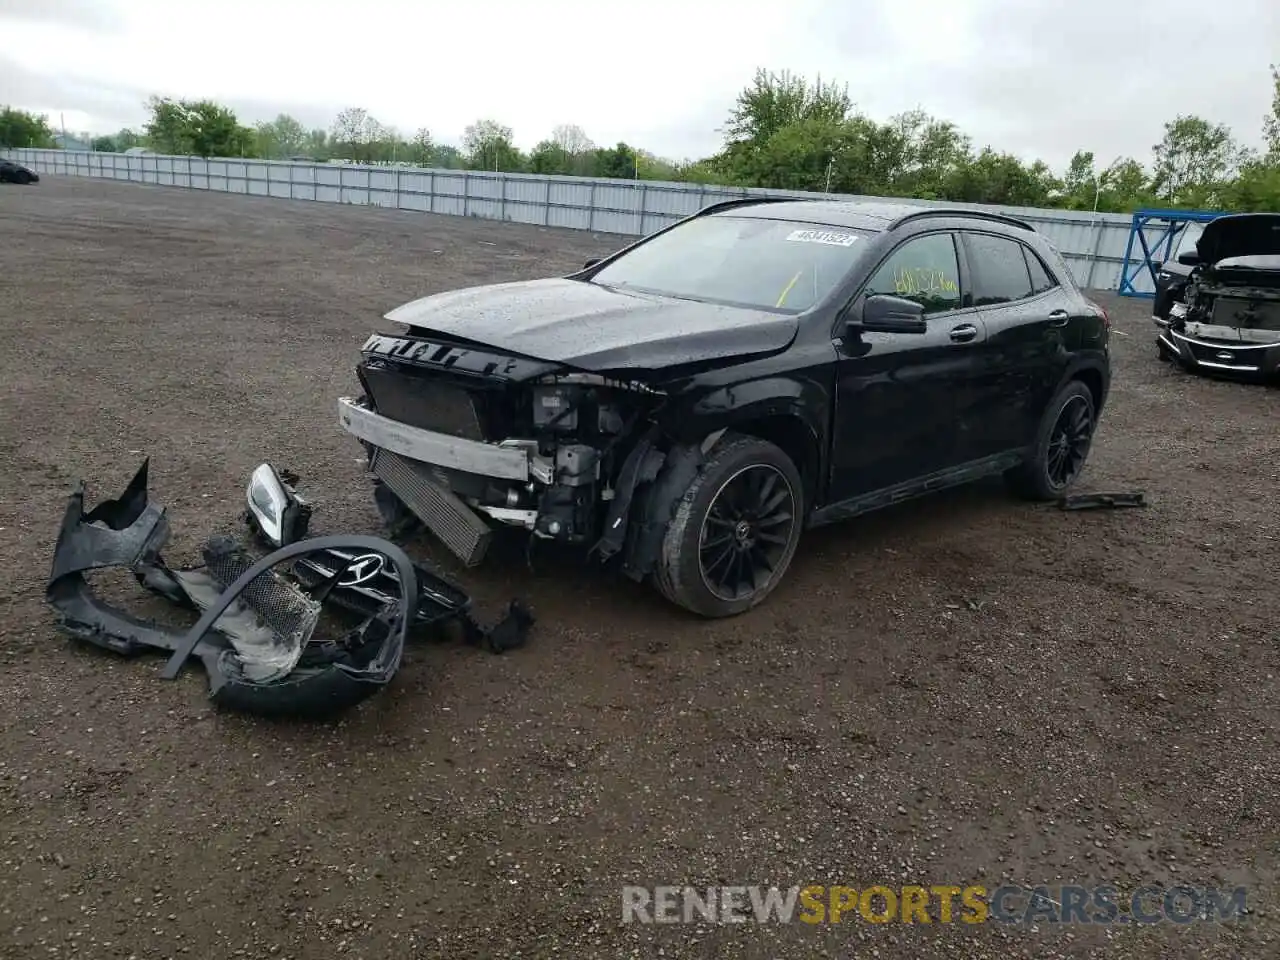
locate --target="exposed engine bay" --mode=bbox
[341,330,709,576]
[1180,268,1280,343]
[1157,214,1280,379]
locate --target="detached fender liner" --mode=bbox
[45,460,419,719]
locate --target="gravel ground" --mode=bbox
[1,176,1277,960]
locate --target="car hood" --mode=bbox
[1196,214,1280,264]
[383,278,797,373]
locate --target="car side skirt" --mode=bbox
[807,449,1025,528]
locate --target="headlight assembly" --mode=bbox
[246,463,311,547]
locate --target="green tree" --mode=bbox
[1263,63,1280,160]
[1151,115,1243,206]
[254,114,307,159]
[886,111,972,199]
[593,141,639,179]
[528,139,570,175]
[143,97,254,157]
[303,128,329,159]
[725,68,852,149]
[430,144,464,168]
[0,106,56,148]
[1224,157,1280,211]
[409,127,433,166]
[463,119,522,171]
[943,148,1059,206]
[1058,149,1097,209]
[330,107,390,163]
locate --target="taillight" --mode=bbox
[1088,300,1110,328]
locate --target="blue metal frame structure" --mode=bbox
[1117,207,1221,298]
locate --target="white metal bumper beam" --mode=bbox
[337,397,529,481]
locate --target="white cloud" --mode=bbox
[2,0,1275,170]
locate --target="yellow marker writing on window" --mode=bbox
[776,270,803,308]
[894,267,957,297]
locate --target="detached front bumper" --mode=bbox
[1158,327,1280,377]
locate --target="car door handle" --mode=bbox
[949,323,978,343]
[1048,310,1069,327]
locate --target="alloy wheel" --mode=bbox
[697,463,796,603]
[1045,395,1094,488]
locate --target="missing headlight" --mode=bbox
[531,385,581,432]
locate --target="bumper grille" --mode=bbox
[371,448,493,566]
[361,361,485,441]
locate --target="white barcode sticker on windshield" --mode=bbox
[785,229,859,246]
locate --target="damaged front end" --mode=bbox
[46,460,533,719]
[340,332,700,580]
[1161,214,1280,379]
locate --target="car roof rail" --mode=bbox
[889,208,1036,233]
[692,196,801,218]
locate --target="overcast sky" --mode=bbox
[1,0,1275,171]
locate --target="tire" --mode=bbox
[1005,380,1097,501]
[653,432,804,618]
[1157,338,1173,362]
[14,171,31,185]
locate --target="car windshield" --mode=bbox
[588,214,875,313]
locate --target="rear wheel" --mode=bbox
[1005,380,1097,501]
[653,433,804,618]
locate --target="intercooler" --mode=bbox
[370,447,494,567]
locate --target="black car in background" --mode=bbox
[338,198,1112,616]
[1152,220,1205,324]
[0,158,39,184]
[1156,213,1280,380]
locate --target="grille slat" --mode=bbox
[361,362,485,440]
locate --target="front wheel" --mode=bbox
[653,433,804,618]
[1005,380,1097,501]
[14,171,31,185]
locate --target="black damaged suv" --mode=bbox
[339,198,1111,616]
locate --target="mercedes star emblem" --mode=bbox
[339,553,386,586]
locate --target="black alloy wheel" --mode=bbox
[697,463,796,603]
[1005,379,1098,501]
[653,433,805,618]
[1045,394,1093,489]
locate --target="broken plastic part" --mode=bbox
[1058,491,1147,510]
[45,460,414,718]
[461,599,536,654]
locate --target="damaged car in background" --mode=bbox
[339,196,1112,618]
[1156,212,1280,380]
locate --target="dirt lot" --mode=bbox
[1,176,1277,959]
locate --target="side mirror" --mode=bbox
[851,294,928,335]
[1176,251,1200,266]
[583,257,603,269]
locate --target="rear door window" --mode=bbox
[964,232,1034,306]
[1023,247,1058,295]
